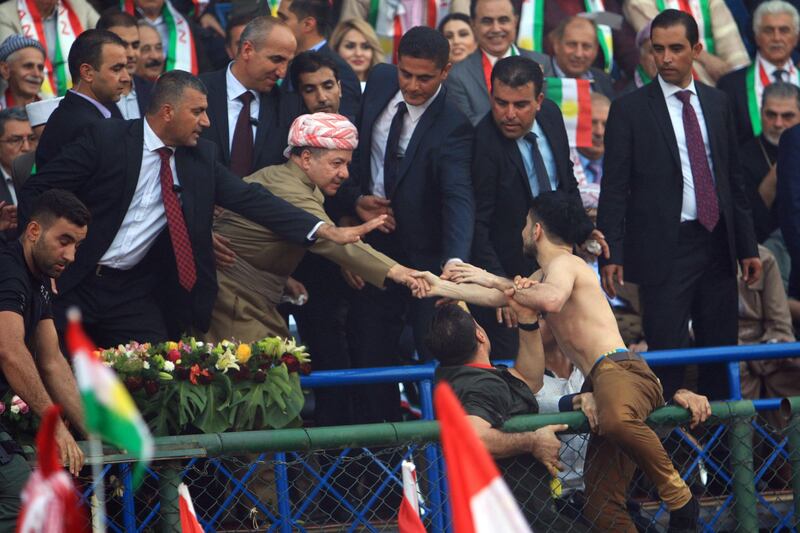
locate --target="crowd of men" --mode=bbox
[1,0,800,529]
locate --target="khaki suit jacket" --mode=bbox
[206,161,396,342]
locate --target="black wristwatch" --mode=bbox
[518,321,540,331]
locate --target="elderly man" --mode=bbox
[718,0,800,144]
[0,36,45,109]
[0,108,33,240]
[550,17,616,99]
[446,0,553,125]
[136,22,164,81]
[575,92,611,194]
[206,113,422,342]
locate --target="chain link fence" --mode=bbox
[53,398,800,532]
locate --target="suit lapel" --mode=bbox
[391,88,446,195]
[646,81,681,170]
[696,84,724,172]
[535,110,567,186]
[360,78,399,191]
[254,89,274,154]
[210,71,231,163]
[466,51,489,97]
[506,135,534,200]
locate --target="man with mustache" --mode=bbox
[205,113,424,342]
[446,0,553,126]
[0,189,89,531]
[136,22,165,82]
[0,36,46,109]
[550,17,616,99]
[97,11,154,121]
[718,0,800,144]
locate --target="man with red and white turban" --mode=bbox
[203,113,426,342]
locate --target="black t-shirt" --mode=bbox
[435,364,539,427]
[0,241,53,397]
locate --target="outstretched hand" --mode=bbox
[316,216,387,244]
[444,262,503,289]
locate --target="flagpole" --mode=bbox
[89,434,107,533]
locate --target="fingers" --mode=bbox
[69,441,85,476]
[381,213,397,233]
[496,307,503,324]
[212,232,236,268]
[601,267,617,298]
[342,269,365,290]
[213,205,225,218]
[358,215,387,236]
[502,306,517,328]
[550,424,569,433]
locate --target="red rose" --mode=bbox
[144,380,159,395]
[253,369,267,383]
[167,349,182,363]
[124,375,143,392]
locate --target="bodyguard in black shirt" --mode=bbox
[0,190,88,530]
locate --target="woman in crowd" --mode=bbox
[438,12,477,63]
[330,18,383,91]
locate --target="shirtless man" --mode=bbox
[415,190,709,532]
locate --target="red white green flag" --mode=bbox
[544,77,592,148]
[65,309,153,488]
[121,0,198,74]
[178,483,204,533]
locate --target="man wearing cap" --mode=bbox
[0,36,46,110]
[10,97,62,190]
[205,113,424,342]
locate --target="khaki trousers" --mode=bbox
[583,358,692,531]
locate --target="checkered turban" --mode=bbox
[284,113,358,158]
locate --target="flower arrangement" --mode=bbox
[97,336,311,436]
[0,394,36,439]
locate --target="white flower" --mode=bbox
[10,404,19,415]
[142,361,150,370]
[163,361,175,372]
[215,348,240,374]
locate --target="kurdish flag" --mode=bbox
[66,309,153,487]
[544,78,592,149]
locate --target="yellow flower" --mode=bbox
[166,341,178,351]
[236,344,252,364]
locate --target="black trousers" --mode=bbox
[54,261,168,349]
[470,303,520,360]
[639,221,738,401]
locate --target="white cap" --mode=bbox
[25,96,63,127]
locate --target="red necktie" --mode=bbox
[675,90,719,232]
[157,147,197,291]
[230,91,254,176]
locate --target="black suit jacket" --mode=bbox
[19,119,322,333]
[472,101,582,279]
[337,63,475,270]
[35,91,116,170]
[740,135,778,242]
[199,68,299,175]
[597,80,758,286]
[717,67,754,145]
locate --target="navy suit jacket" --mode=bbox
[200,68,301,175]
[777,124,800,295]
[471,101,582,279]
[19,119,321,334]
[597,80,758,286]
[338,63,475,270]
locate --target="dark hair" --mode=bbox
[763,81,800,109]
[0,107,28,138]
[425,304,479,366]
[147,70,207,114]
[529,190,594,246]
[437,12,472,32]
[290,50,339,89]
[469,0,519,20]
[491,56,544,96]
[650,9,699,47]
[288,0,332,37]
[226,12,258,48]
[96,9,138,30]
[67,29,126,81]
[29,189,91,229]
[397,26,451,70]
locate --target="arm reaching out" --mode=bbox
[412,271,507,307]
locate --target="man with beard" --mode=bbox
[97,11,154,120]
[136,22,164,81]
[413,190,711,532]
[0,189,89,530]
[0,36,46,109]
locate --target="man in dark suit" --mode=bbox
[551,16,616,99]
[597,10,761,400]
[19,70,383,348]
[778,123,800,299]
[278,0,360,119]
[446,0,554,125]
[35,30,130,170]
[97,10,155,120]
[718,0,799,144]
[336,27,474,423]
[200,16,299,177]
[471,55,598,358]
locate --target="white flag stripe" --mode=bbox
[402,460,420,514]
[469,477,532,533]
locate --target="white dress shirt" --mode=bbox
[116,85,141,120]
[0,166,17,205]
[482,44,518,66]
[99,118,179,268]
[369,86,441,198]
[657,75,715,222]
[226,63,260,153]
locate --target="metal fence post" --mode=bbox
[727,405,758,532]
[420,379,447,533]
[782,397,800,529]
[158,462,181,532]
[274,452,293,533]
[120,463,137,533]
[727,362,742,400]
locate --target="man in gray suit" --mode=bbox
[446,0,553,125]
